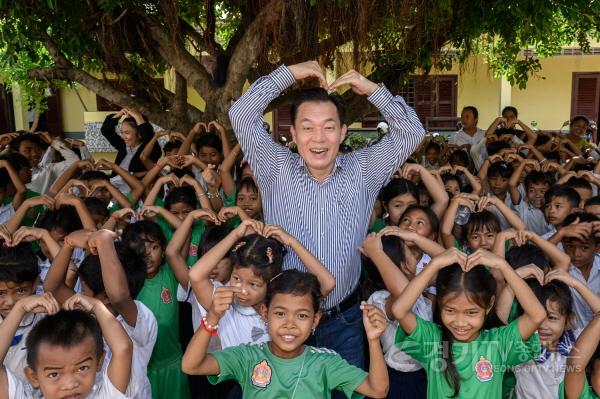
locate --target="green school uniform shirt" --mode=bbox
[559,380,600,399]
[137,263,183,370]
[395,315,541,399]
[3,189,41,227]
[156,217,206,266]
[208,343,368,399]
[368,218,386,233]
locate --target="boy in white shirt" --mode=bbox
[43,229,156,399]
[0,293,133,399]
[509,163,553,236]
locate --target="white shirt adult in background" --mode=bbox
[448,106,485,148]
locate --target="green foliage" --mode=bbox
[343,133,369,150]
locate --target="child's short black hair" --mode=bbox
[199,225,233,257]
[448,149,469,167]
[36,207,83,235]
[362,235,406,292]
[122,220,166,252]
[562,211,599,227]
[524,170,553,190]
[266,269,322,313]
[79,170,110,182]
[502,106,518,117]
[506,243,550,272]
[544,185,581,209]
[442,173,463,190]
[531,280,574,317]
[230,234,284,282]
[487,161,513,179]
[8,133,44,152]
[463,210,500,242]
[163,141,182,154]
[486,141,511,156]
[83,197,110,220]
[585,196,600,207]
[26,310,103,371]
[425,141,441,153]
[380,178,418,206]
[237,176,259,195]
[565,177,593,192]
[0,152,31,172]
[164,186,198,211]
[78,244,146,298]
[195,133,223,154]
[573,163,595,173]
[0,244,39,284]
[571,115,590,127]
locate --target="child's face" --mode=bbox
[544,196,573,226]
[17,165,32,184]
[209,258,232,283]
[144,238,164,278]
[25,337,103,399]
[164,148,179,157]
[574,187,593,205]
[502,110,517,123]
[399,209,433,244]
[236,187,262,220]
[88,179,111,204]
[526,182,550,209]
[488,175,509,197]
[169,201,194,221]
[18,139,43,167]
[418,192,431,207]
[563,238,598,269]
[198,146,223,166]
[467,225,496,251]
[40,228,66,259]
[440,292,490,342]
[229,266,267,307]
[425,148,440,165]
[262,292,319,358]
[0,281,35,318]
[585,204,600,219]
[385,193,417,226]
[444,180,461,198]
[570,119,588,137]
[538,299,570,350]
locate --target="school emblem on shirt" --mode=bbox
[251,360,271,388]
[160,287,172,304]
[475,356,494,382]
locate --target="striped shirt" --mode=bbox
[229,65,425,308]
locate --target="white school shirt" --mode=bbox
[513,195,552,236]
[368,290,432,372]
[513,348,577,399]
[541,228,564,252]
[568,255,600,331]
[0,203,15,225]
[448,128,485,147]
[0,313,42,383]
[178,283,223,352]
[7,367,130,399]
[98,301,156,399]
[208,281,269,349]
[470,134,524,171]
[28,140,79,195]
[415,253,436,295]
[35,248,86,295]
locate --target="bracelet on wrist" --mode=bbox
[201,316,219,336]
[206,191,221,199]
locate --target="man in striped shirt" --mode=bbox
[229,61,425,373]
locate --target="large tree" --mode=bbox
[0,0,599,134]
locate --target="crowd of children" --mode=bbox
[0,101,599,399]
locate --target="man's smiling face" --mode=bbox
[290,101,347,181]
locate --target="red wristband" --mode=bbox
[201,317,218,336]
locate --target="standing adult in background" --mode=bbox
[449,105,485,150]
[229,60,425,383]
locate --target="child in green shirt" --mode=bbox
[562,312,600,399]
[392,248,546,398]
[182,269,390,398]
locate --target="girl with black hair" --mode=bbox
[392,248,545,398]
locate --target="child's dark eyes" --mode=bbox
[47,372,59,379]
[298,313,309,319]
[274,311,285,317]
[78,365,90,372]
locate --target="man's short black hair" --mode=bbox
[26,310,103,371]
[544,185,581,209]
[290,88,346,126]
[195,133,223,154]
[487,161,513,179]
[565,177,593,192]
[462,106,478,119]
[486,140,511,156]
[79,170,110,182]
[0,244,39,284]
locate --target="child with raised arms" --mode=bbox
[392,248,546,398]
[182,269,389,398]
